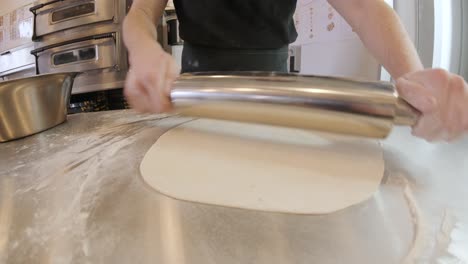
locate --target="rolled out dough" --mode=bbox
[140,119,384,214]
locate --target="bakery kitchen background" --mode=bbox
[2,0,466,113]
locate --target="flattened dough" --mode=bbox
[140,119,384,214]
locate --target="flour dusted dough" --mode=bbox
[140,119,384,214]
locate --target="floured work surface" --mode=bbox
[140,119,384,214]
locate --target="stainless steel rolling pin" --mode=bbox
[170,72,420,139]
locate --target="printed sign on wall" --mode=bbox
[0,4,33,53]
[293,0,357,45]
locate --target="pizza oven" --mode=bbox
[29,0,131,94]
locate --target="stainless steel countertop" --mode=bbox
[0,110,467,264]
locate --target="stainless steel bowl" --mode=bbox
[0,73,78,142]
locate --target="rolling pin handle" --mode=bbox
[394,98,421,126]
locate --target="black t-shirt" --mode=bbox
[173,0,298,49]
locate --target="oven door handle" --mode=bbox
[30,0,67,40]
[30,33,116,56]
[31,32,116,74]
[30,0,66,13]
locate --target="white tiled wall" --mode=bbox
[293,0,381,80]
[0,0,33,15]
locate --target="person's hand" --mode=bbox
[396,69,468,141]
[124,40,180,113]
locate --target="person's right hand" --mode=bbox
[124,40,180,113]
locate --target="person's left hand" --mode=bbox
[396,69,468,142]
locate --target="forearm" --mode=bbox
[123,0,168,53]
[328,0,423,78]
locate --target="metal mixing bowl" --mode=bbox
[0,72,78,142]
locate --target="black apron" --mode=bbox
[181,43,289,73]
[173,0,298,73]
